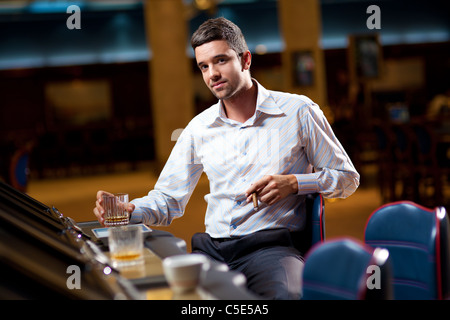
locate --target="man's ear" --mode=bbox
[241,50,252,71]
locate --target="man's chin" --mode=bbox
[211,91,228,100]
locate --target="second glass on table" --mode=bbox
[102,193,129,227]
[108,225,143,268]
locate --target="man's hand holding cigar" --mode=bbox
[245,174,299,210]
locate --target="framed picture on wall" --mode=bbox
[292,50,315,87]
[348,33,382,80]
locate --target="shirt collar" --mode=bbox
[205,79,284,126]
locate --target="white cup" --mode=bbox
[162,254,208,294]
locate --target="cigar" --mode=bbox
[252,192,258,211]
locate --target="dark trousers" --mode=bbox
[191,228,304,300]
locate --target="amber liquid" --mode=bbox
[105,215,129,226]
[111,251,142,261]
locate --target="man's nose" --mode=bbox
[209,65,220,79]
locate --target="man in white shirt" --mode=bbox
[94,17,359,299]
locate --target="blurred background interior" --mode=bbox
[1,0,449,251]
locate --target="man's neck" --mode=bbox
[222,80,258,123]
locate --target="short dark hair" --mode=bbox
[191,17,248,55]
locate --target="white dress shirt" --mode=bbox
[130,81,359,238]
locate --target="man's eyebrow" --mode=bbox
[197,54,229,67]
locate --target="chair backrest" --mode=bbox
[306,193,325,246]
[364,201,449,299]
[437,206,450,299]
[9,145,31,193]
[302,238,393,300]
[294,193,325,255]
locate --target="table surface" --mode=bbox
[77,221,258,300]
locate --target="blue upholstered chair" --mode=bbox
[9,145,32,193]
[302,193,325,253]
[364,201,450,300]
[289,193,325,256]
[437,207,450,300]
[302,238,393,300]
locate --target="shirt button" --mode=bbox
[236,201,241,205]
[231,224,237,229]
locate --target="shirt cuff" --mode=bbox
[294,172,320,195]
[129,206,143,224]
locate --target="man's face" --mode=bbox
[195,40,250,101]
